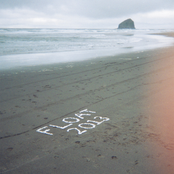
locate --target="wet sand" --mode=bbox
[0,35,174,173]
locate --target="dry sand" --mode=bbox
[0,34,174,173]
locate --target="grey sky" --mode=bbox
[0,0,174,28]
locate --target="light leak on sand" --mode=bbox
[36,109,110,135]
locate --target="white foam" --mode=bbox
[0,28,174,69]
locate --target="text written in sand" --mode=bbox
[36,109,110,135]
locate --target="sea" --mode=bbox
[0,28,174,69]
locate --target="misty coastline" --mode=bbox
[0,28,174,70]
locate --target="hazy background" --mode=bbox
[0,0,174,29]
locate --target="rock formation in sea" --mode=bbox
[118,19,135,29]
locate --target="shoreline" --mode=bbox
[153,31,174,37]
[1,34,174,173]
[0,31,174,71]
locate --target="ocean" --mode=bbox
[0,28,173,69]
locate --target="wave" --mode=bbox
[0,28,174,69]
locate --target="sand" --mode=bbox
[0,34,174,173]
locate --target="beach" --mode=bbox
[1,33,174,173]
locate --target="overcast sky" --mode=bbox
[0,0,174,29]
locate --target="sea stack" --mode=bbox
[118,19,135,29]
